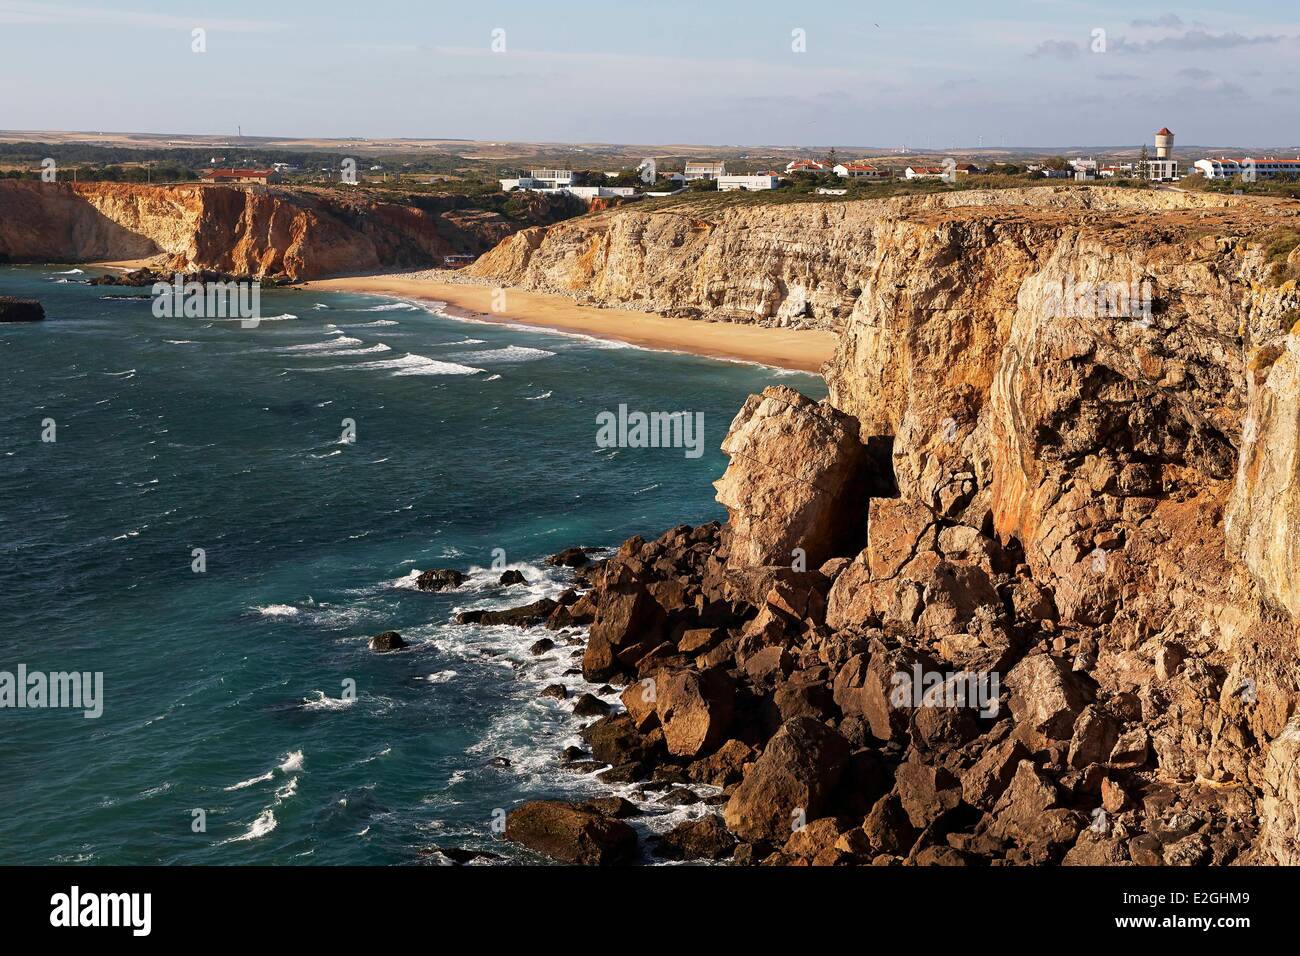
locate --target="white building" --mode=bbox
[684,161,727,180]
[499,168,576,191]
[833,162,889,180]
[566,186,637,199]
[1193,157,1300,180]
[717,174,780,191]
[1142,128,1179,181]
[785,159,830,174]
[904,165,947,180]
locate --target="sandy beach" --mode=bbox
[300,273,836,374]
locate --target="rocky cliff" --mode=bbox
[0,180,577,280]
[479,187,1300,865]
[466,186,1277,331]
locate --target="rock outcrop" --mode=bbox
[483,186,1300,865]
[0,180,578,281]
[0,296,44,322]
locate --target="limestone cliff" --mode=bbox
[483,186,1300,865]
[0,180,576,280]
[466,186,1272,331]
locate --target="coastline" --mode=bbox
[300,272,836,374]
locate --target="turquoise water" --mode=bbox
[0,265,824,864]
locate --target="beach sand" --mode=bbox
[301,273,836,374]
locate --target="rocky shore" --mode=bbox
[437,388,1264,866]
[425,185,1300,864]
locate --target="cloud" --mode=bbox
[1096,72,1140,82]
[1111,28,1286,54]
[1030,39,1080,60]
[1130,15,1184,29]
[1178,67,1214,81]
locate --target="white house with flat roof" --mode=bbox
[717,174,780,191]
[1194,157,1300,180]
[684,161,727,180]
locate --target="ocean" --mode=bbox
[0,264,825,864]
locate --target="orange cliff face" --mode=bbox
[0,180,578,281]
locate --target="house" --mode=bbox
[566,186,638,199]
[833,162,889,180]
[904,165,947,180]
[684,161,727,180]
[202,168,277,184]
[785,159,830,174]
[815,187,848,195]
[717,175,780,191]
[1193,157,1300,180]
[499,168,575,191]
[954,163,980,175]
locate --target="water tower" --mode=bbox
[1155,127,1175,159]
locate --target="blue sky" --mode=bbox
[1,0,1296,147]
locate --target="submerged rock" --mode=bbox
[0,296,43,322]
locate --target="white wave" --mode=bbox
[484,374,502,381]
[279,750,304,773]
[310,449,343,459]
[53,268,85,274]
[354,353,482,376]
[312,303,331,310]
[164,339,197,345]
[423,670,458,684]
[301,690,356,711]
[274,336,363,352]
[436,337,485,346]
[227,808,277,843]
[359,302,419,312]
[276,777,299,800]
[253,604,299,617]
[314,342,391,357]
[525,390,552,401]
[105,368,137,377]
[389,569,422,590]
[338,319,400,328]
[224,771,274,792]
[450,346,555,364]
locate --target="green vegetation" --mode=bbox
[1261,229,1300,286]
[1181,173,1300,201]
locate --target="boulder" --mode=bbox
[416,568,464,591]
[722,716,850,842]
[368,630,408,652]
[583,582,666,681]
[656,668,735,758]
[713,386,873,570]
[653,816,736,861]
[499,569,527,585]
[505,800,637,865]
[685,738,753,787]
[620,678,660,733]
[547,546,596,568]
[0,296,44,322]
[582,713,657,767]
[1006,654,1089,750]
[572,693,611,718]
[456,598,558,626]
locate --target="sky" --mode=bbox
[0,0,1296,148]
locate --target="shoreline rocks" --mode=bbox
[0,296,44,322]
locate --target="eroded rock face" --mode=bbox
[713,386,876,570]
[0,180,577,280]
